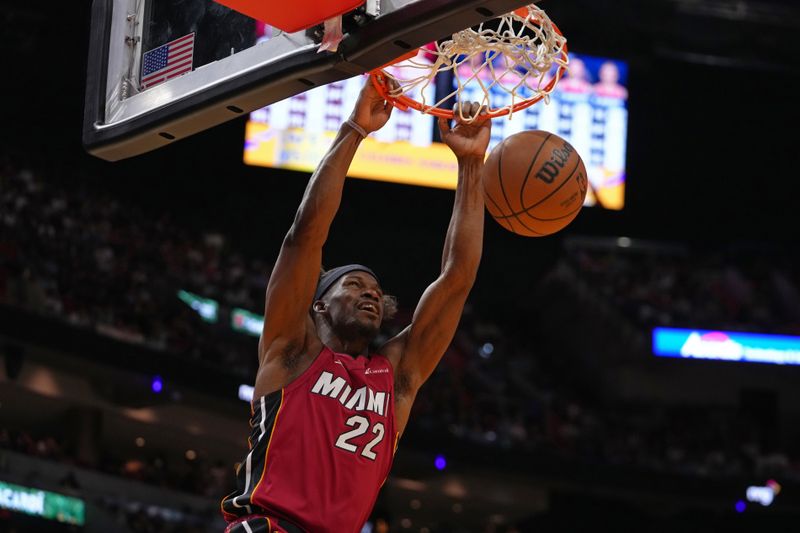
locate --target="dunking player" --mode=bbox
[221,77,491,533]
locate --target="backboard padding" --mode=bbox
[214,0,365,33]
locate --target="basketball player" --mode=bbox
[221,77,491,533]
[593,60,628,100]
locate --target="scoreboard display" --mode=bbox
[244,36,628,210]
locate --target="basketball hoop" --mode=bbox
[370,3,569,122]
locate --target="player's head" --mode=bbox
[599,61,619,83]
[312,265,397,342]
[568,57,587,79]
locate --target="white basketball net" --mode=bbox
[377,4,569,121]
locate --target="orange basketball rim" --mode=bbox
[370,4,569,121]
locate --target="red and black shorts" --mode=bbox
[225,514,305,533]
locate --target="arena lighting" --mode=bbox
[151,376,163,393]
[175,291,272,340]
[231,308,264,337]
[177,290,219,323]
[434,455,447,471]
[652,328,800,365]
[616,236,632,247]
[238,384,255,402]
[0,481,85,525]
[479,342,494,358]
[735,500,746,513]
[746,480,782,507]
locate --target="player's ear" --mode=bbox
[312,300,327,313]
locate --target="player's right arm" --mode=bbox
[256,79,394,386]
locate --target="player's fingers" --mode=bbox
[438,116,451,136]
[462,101,474,120]
[478,105,490,125]
[453,101,476,124]
[367,72,382,93]
[456,101,479,123]
[452,102,464,123]
[481,114,492,133]
[367,72,389,103]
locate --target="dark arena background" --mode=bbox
[2,0,800,532]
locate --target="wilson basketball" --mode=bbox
[482,130,588,237]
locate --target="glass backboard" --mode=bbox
[83,0,540,161]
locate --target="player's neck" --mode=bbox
[315,317,374,357]
[318,326,371,357]
[324,335,371,358]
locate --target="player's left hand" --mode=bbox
[349,75,395,134]
[438,102,492,160]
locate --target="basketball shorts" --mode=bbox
[225,514,305,533]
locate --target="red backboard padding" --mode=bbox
[215,0,366,33]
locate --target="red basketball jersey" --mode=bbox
[222,346,398,533]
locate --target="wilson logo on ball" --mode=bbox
[534,141,575,184]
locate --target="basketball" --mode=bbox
[482,130,588,237]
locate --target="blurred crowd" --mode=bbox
[410,302,798,482]
[96,499,212,533]
[0,161,263,379]
[565,241,800,335]
[0,426,224,533]
[0,427,233,500]
[2,159,800,510]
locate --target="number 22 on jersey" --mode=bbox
[335,415,385,460]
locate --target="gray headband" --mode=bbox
[314,264,379,302]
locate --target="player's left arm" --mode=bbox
[382,103,491,432]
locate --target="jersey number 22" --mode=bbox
[335,415,385,460]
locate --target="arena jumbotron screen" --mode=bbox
[244,38,628,210]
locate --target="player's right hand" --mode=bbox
[349,75,395,134]
[438,102,491,160]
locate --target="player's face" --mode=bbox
[570,58,586,78]
[600,62,618,82]
[326,272,384,338]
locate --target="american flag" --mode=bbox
[140,33,195,90]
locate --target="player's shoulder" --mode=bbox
[253,323,324,398]
[376,325,410,370]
